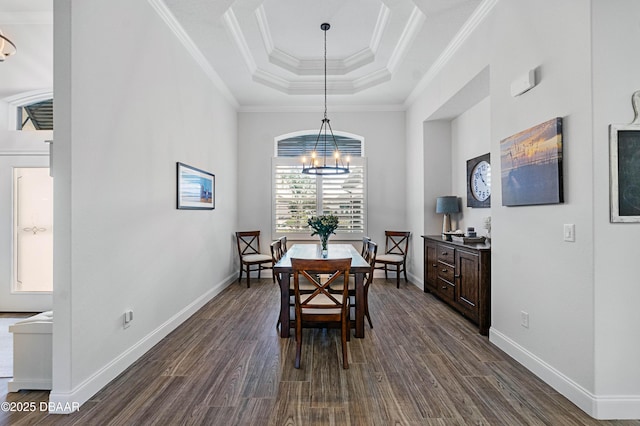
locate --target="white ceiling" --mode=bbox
[0,0,482,108]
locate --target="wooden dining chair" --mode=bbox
[270,239,283,284]
[360,236,371,256]
[235,231,272,288]
[291,258,352,369]
[279,235,288,253]
[273,239,316,330]
[375,231,410,288]
[331,240,377,328]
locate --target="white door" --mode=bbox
[0,167,53,311]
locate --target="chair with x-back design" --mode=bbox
[330,240,377,328]
[291,257,352,369]
[374,231,410,288]
[235,231,272,288]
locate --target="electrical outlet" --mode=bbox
[563,224,575,242]
[521,311,529,328]
[123,310,134,329]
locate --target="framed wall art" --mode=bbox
[500,117,564,206]
[610,91,640,222]
[176,162,215,210]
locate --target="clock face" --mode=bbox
[471,160,491,201]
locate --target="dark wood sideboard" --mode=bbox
[422,235,491,335]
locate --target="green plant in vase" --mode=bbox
[308,215,339,253]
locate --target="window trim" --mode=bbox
[4,89,53,131]
[273,129,366,157]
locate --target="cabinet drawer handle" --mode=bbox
[441,251,448,255]
[431,264,437,267]
[441,286,447,290]
[441,269,448,273]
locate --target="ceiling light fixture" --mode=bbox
[302,23,350,175]
[0,30,17,62]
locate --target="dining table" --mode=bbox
[273,243,371,338]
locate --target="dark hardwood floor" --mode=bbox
[1,278,638,425]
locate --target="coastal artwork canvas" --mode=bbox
[177,162,215,210]
[500,117,563,206]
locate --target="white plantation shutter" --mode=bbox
[272,150,366,239]
[273,161,317,233]
[320,164,365,234]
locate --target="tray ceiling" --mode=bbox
[163,0,482,107]
[0,0,484,109]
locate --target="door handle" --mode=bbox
[23,226,47,235]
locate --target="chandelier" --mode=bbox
[302,23,350,175]
[0,30,17,62]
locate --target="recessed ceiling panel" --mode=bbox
[262,0,381,59]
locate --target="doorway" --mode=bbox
[0,164,53,313]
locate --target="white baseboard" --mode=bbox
[490,328,640,420]
[407,270,423,289]
[48,272,236,414]
[8,379,52,393]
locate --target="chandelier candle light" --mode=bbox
[301,23,350,175]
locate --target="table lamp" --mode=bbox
[436,196,459,240]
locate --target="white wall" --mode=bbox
[237,110,406,259]
[488,0,595,411]
[51,0,238,410]
[407,0,640,419]
[452,96,491,235]
[592,0,640,418]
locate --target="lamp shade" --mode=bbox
[436,196,459,214]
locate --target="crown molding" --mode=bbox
[342,48,375,74]
[287,79,355,95]
[404,0,498,106]
[387,6,425,74]
[148,0,238,108]
[370,5,390,53]
[353,68,392,91]
[252,64,395,96]
[222,7,256,74]
[252,69,291,92]
[238,104,406,113]
[255,5,274,54]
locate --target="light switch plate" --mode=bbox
[564,224,575,242]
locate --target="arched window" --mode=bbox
[5,90,54,131]
[272,131,366,239]
[17,98,53,130]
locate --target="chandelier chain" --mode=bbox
[300,22,349,175]
[324,26,327,120]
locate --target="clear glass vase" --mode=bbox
[320,235,329,257]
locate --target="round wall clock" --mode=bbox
[466,153,491,208]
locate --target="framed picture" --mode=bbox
[610,98,640,222]
[500,117,564,206]
[176,162,215,210]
